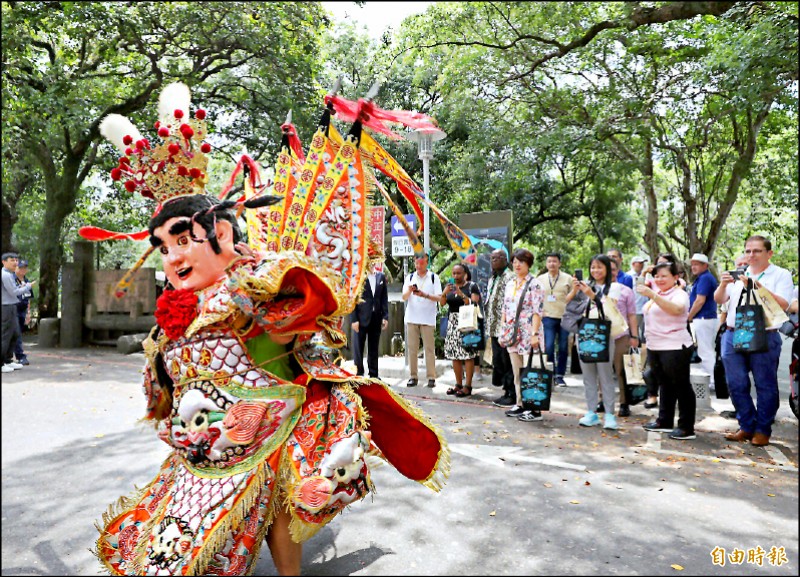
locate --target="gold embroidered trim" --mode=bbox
[184,462,270,576]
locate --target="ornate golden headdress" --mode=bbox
[100,83,210,204]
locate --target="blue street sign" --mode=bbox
[391,214,417,237]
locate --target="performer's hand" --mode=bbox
[352,321,360,333]
[381,319,389,331]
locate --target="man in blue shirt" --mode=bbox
[688,253,719,389]
[607,248,633,289]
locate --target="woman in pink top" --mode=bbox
[637,261,696,440]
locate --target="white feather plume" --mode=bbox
[158,82,192,122]
[99,114,143,153]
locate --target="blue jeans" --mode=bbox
[14,312,26,360]
[721,330,782,437]
[542,317,569,377]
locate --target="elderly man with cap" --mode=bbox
[2,253,35,373]
[688,253,719,389]
[14,259,34,365]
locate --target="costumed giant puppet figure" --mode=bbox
[83,83,449,576]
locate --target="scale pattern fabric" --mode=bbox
[95,256,449,576]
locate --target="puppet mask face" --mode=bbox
[152,217,233,292]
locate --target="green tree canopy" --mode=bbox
[2,1,329,317]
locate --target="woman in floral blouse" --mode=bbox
[498,248,545,422]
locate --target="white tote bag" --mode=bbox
[458,304,479,332]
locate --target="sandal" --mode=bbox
[455,386,472,398]
[446,385,463,395]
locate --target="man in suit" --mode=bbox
[351,265,390,379]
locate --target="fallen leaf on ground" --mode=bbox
[671,564,684,571]
[767,494,776,497]
[489,510,496,516]
[543,482,553,488]
[569,500,580,504]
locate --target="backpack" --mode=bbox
[409,272,436,285]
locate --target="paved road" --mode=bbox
[2,339,797,576]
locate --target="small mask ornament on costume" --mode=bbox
[148,517,193,569]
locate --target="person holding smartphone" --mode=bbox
[440,263,482,396]
[402,252,443,387]
[638,261,697,440]
[714,235,794,446]
[569,255,625,430]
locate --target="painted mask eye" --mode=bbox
[160,246,169,255]
[177,235,189,247]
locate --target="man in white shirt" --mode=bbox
[714,235,794,447]
[402,253,442,387]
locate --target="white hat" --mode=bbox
[631,256,647,264]
[690,253,709,264]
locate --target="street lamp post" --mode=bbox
[404,127,447,254]
[403,126,446,373]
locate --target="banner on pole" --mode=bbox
[368,206,386,272]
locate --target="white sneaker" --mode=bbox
[2,365,14,373]
[6,362,23,370]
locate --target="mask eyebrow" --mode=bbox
[168,219,192,237]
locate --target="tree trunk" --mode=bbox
[36,154,82,319]
[1,202,17,255]
[641,137,659,260]
[677,150,699,254]
[1,170,33,254]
